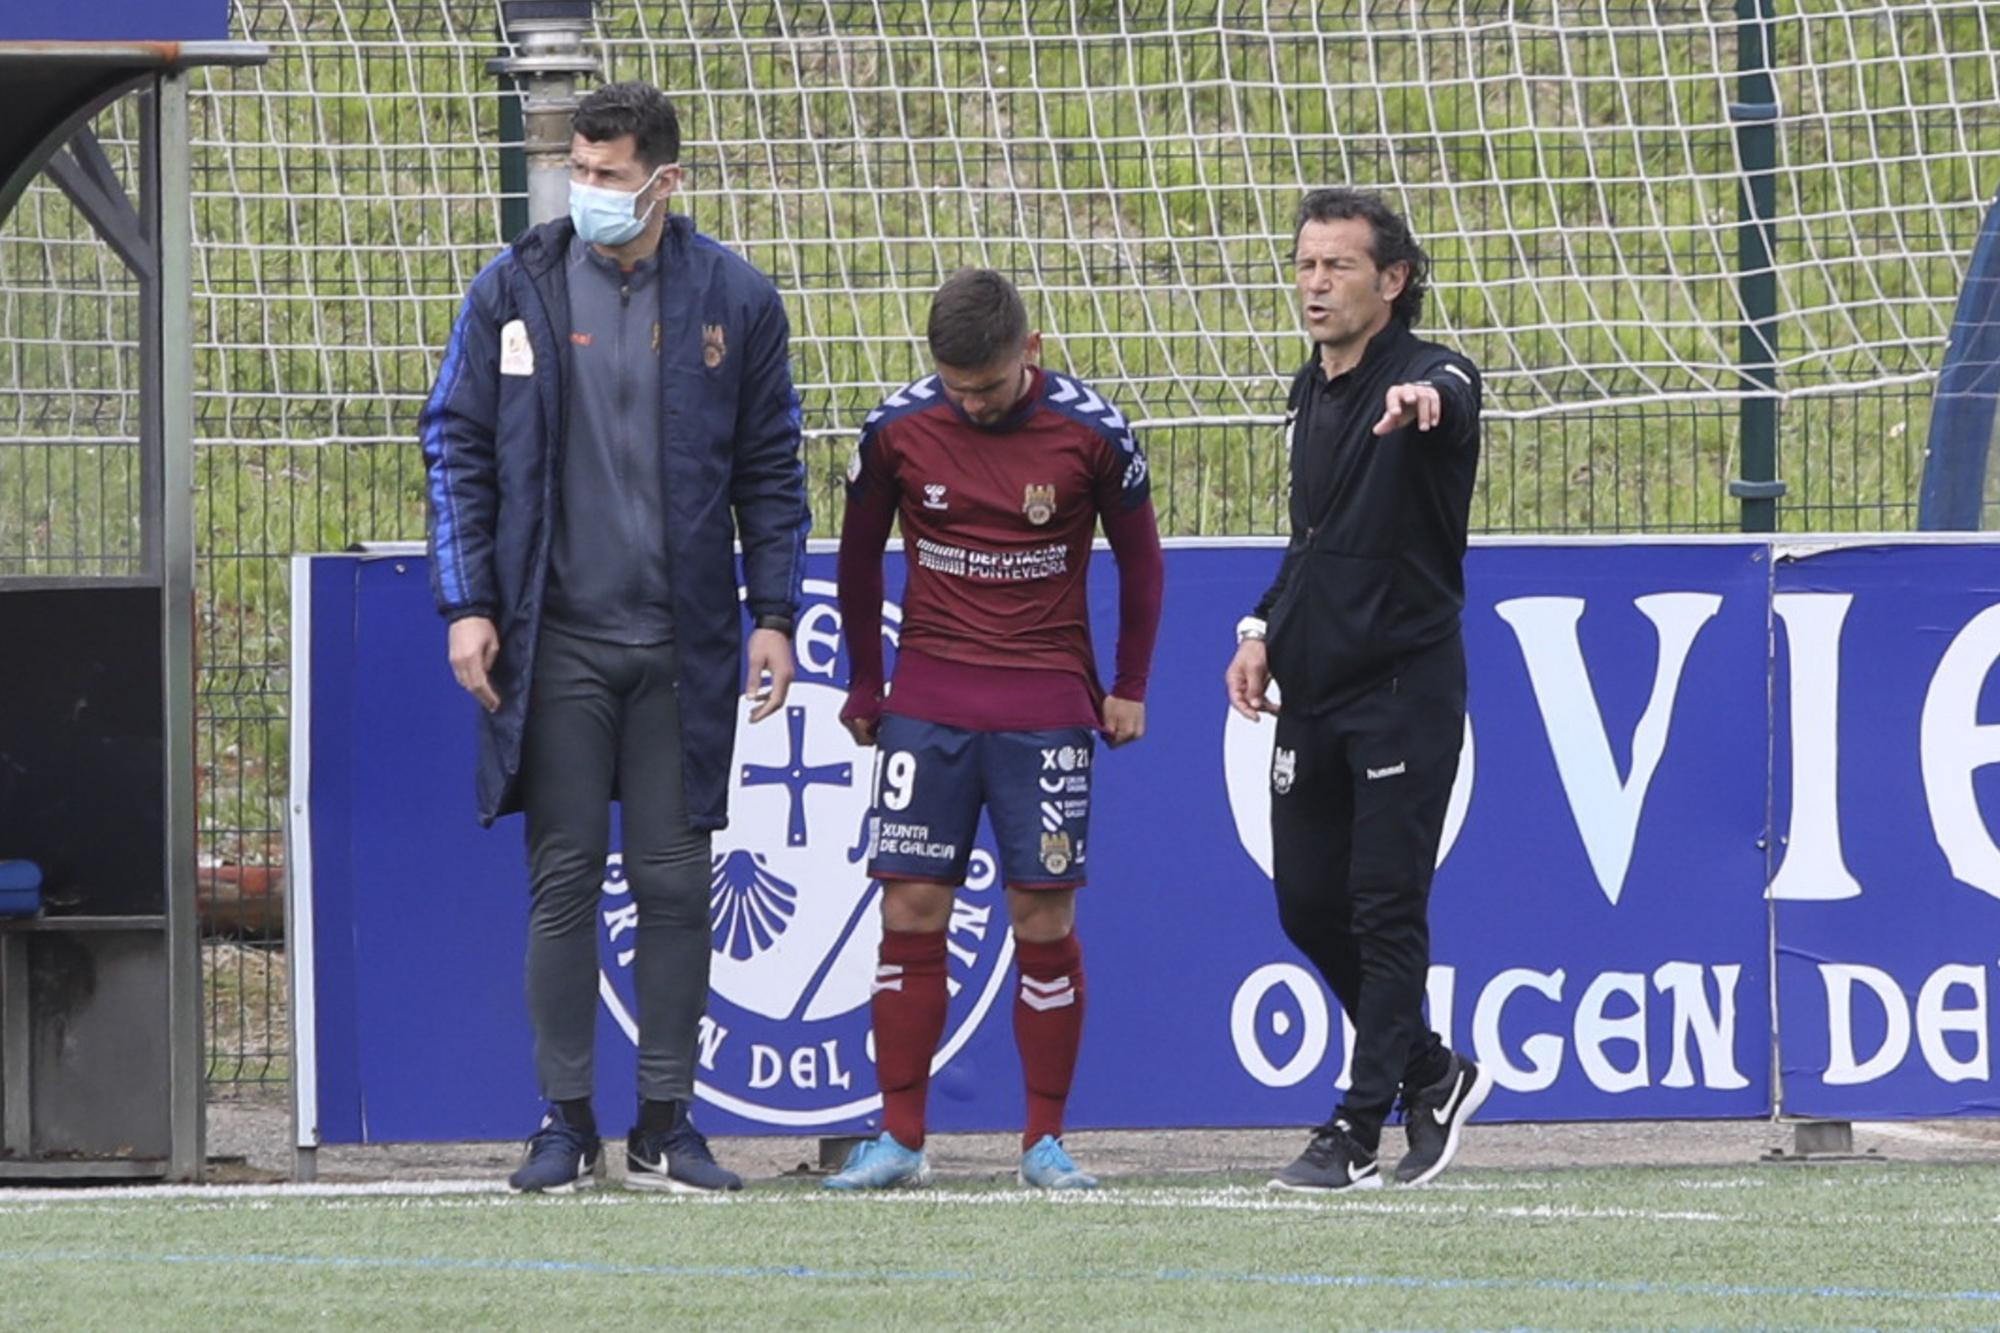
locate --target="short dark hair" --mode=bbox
[572,82,681,169]
[927,268,1029,369]
[1295,188,1430,327]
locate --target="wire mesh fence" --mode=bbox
[1,0,1992,1087]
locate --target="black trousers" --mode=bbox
[1269,635,1464,1152]
[519,628,712,1105]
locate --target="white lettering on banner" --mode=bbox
[747,1040,854,1092]
[1336,1008,1357,1090]
[791,597,899,684]
[1231,962,1741,1096]
[1465,962,1748,1094]
[1229,964,1329,1087]
[1474,967,1568,1092]
[1428,967,1456,1055]
[749,1044,782,1090]
[1769,594,1863,901]
[1654,961,1750,1089]
[1921,604,2000,902]
[1822,964,1914,1085]
[1822,962,1993,1085]
[696,1015,726,1072]
[1495,593,1721,906]
[1918,965,1990,1083]
[1233,967,1459,1090]
[795,602,844,680]
[1575,971,1649,1093]
[603,902,639,941]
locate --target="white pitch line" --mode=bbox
[0,1179,507,1205]
[0,1182,1749,1227]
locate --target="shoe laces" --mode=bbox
[1033,1138,1079,1172]
[528,1113,591,1157]
[1304,1119,1360,1166]
[662,1117,717,1165]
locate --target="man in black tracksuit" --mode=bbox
[1225,188,1492,1192]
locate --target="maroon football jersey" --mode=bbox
[844,366,1151,689]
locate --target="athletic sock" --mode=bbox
[555,1097,596,1139]
[1013,931,1085,1150]
[636,1097,680,1138]
[872,927,948,1150]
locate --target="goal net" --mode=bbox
[179,2,2000,446]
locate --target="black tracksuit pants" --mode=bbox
[1269,634,1463,1153]
[519,627,713,1106]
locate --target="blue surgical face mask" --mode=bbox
[569,166,666,246]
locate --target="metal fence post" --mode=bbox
[1731,0,1785,533]
[489,1,597,230]
[496,74,527,244]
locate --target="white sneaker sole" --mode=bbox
[1266,1172,1383,1193]
[625,1160,741,1194]
[1403,1062,1495,1189]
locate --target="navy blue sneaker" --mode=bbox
[626,1105,743,1194]
[507,1106,603,1194]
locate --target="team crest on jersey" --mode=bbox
[703,323,727,368]
[1271,746,1297,795]
[596,578,1013,1128]
[1022,483,1057,526]
[1039,831,1073,876]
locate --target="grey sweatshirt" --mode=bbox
[543,232,675,646]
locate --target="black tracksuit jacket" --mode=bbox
[1253,321,1483,715]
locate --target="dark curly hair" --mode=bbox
[1295,188,1430,328]
[571,81,681,169]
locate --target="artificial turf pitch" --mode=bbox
[1,1163,1996,1330]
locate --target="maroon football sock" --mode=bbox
[871,927,949,1150]
[1013,931,1086,1150]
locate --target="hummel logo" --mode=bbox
[1365,762,1406,781]
[923,483,948,510]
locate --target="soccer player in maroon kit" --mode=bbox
[826,268,1164,1190]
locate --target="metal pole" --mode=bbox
[1730,0,1784,532]
[489,1,598,229]
[155,70,206,1182]
[497,76,528,243]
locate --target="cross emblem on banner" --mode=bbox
[740,705,853,847]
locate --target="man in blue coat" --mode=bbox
[420,82,808,1194]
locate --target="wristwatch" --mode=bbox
[1235,615,1267,644]
[753,614,795,635]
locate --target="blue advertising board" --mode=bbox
[1772,544,2000,1118]
[290,538,2000,1144]
[0,1,232,42]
